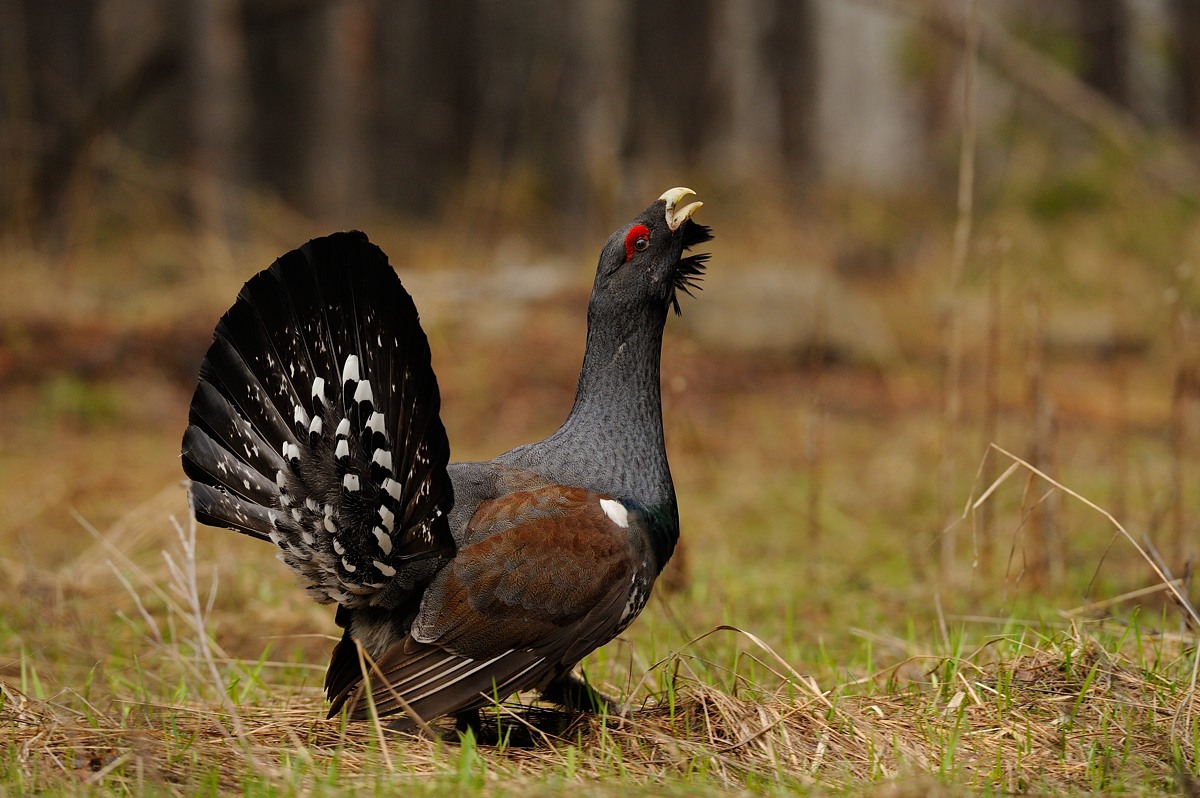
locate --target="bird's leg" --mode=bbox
[540,672,621,715]
[454,708,482,735]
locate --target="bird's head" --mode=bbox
[591,187,713,317]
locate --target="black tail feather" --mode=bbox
[185,381,287,490]
[194,335,296,454]
[187,480,276,540]
[183,231,455,609]
[181,424,278,508]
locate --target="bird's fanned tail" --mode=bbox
[182,231,455,610]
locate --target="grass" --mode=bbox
[4,155,1200,793]
[4,536,1198,796]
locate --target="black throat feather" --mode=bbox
[671,220,714,316]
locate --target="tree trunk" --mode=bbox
[185,0,248,239]
[710,0,783,180]
[1176,0,1200,139]
[810,0,925,190]
[1075,0,1129,108]
[770,0,817,182]
[563,0,631,220]
[303,0,371,224]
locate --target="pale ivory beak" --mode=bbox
[659,187,703,232]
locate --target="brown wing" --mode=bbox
[328,485,642,725]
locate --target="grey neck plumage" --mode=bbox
[498,299,676,513]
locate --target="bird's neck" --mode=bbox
[495,298,680,568]
[566,302,667,442]
[559,302,678,565]
[512,301,676,507]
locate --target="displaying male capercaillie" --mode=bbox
[181,188,711,730]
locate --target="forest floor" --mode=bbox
[3,175,1200,795]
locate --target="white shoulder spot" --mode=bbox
[599,498,629,528]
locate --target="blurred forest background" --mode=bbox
[6,0,1200,696]
[3,0,1200,238]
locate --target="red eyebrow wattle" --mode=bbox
[624,225,650,261]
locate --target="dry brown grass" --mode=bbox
[3,615,1195,795]
[3,491,1197,795]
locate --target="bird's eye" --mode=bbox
[623,225,651,261]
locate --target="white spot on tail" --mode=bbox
[377,505,395,532]
[312,377,327,404]
[372,449,393,471]
[373,560,397,577]
[341,557,356,573]
[353,379,373,404]
[335,439,350,461]
[293,403,309,427]
[599,499,629,528]
[373,526,393,555]
[309,416,323,437]
[382,478,402,501]
[341,354,360,384]
[366,412,386,437]
[343,474,360,492]
[332,538,345,555]
[335,418,351,438]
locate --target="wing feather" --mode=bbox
[326,484,646,725]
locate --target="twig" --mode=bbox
[987,443,1200,629]
[939,0,978,580]
[166,511,269,775]
[1141,537,1197,632]
[1061,579,1186,618]
[350,640,395,769]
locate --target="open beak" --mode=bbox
[660,187,703,232]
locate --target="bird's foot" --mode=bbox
[454,708,482,735]
[540,672,624,717]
